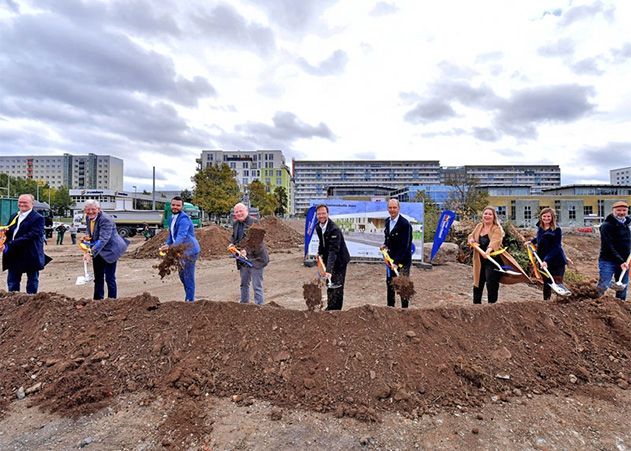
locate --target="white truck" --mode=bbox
[74,210,164,238]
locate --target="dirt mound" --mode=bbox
[134,219,302,260]
[133,226,232,260]
[1,289,630,448]
[259,216,303,250]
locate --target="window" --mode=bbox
[497,206,507,217]
[276,170,282,177]
[243,170,249,176]
[229,162,236,169]
[569,205,576,220]
[583,206,593,216]
[524,205,532,220]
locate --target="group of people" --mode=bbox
[2,193,630,305]
[468,201,630,303]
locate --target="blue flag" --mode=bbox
[304,206,318,257]
[431,210,456,261]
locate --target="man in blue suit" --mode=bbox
[1,194,47,294]
[83,199,129,300]
[381,199,413,308]
[160,196,200,302]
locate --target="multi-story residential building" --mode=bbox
[292,160,442,213]
[0,153,123,190]
[446,165,561,194]
[611,166,631,185]
[197,149,293,213]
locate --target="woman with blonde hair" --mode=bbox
[467,206,505,304]
[529,207,567,300]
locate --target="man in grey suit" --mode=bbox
[83,199,129,300]
[231,203,269,305]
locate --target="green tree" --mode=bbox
[414,190,440,242]
[180,189,193,203]
[52,186,74,216]
[0,173,40,198]
[192,164,240,216]
[444,173,489,219]
[273,186,288,216]
[248,180,276,216]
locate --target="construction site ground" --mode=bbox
[1,222,630,450]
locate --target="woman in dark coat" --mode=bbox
[530,208,567,300]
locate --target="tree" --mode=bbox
[52,185,74,216]
[0,173,40,198]
[274,186,288,216]
[443,173,489,219]
[180,189,193,203]
[192,164,241,216]
[248,180,276,216]
[414,190,440,242]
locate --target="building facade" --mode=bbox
[0,153,123,190]
[292,160,442,213]
[487,184,631,227]
[611,166,631,185]
[453,165,561,194]
[197,149,293,213]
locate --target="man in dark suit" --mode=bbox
[160,196,200,302]
[382,199,413,308]
[1,194,46,294]
[231,202,269,305]
[83,199,129,300]
[315,204,350,310]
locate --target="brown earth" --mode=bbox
[1,223,630,450]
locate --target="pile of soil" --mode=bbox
[134,218,302,260]
[1,290,630,446]
[259,216,303,250]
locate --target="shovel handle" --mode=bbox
[526,242,555,281]
[470,243,503,271]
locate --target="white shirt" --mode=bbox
[319,221,328,245]
[388,215,399,232]
[14,209,32,237]
[170,213,179,241]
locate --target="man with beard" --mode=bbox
[597,200,631,300]
[160,196,200,302]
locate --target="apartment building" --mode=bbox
[611,166,631,185]
[0,153,123,190]
[292,160,442,213]
[445,165,561,194]
[197,149,293,213]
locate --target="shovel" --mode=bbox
[526,243,571,297]
[76,260,94,285]
[380,248,400,277]
[610,254,631,292]
[227,244,253,267]
[316,255,341,289]
[470,243,521,276]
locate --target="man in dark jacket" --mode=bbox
[315,204,350,310]
[597,200,630,300]
[1,194,47,294]
[231,202,269,305]
[381,199,413,308]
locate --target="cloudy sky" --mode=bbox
[1,0,630,191]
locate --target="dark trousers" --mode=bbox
[387,264,411,308]
[7,270,39,294]
[93,255,117,300]
[56,232,65,245]
[473,261,500,304]
[70,233,77,245]
[543,265,566,300]
[326,264,347,310]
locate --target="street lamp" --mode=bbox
[132,185,137,210]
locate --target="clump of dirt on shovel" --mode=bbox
[393,276,416,300]
[153,243,192,279]
[241,224,266,250]
[303,281,323,311]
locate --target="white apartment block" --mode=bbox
[457,165,561,194]
[611,166,631,185]
[0,153,123,190]
[292,160,442,213]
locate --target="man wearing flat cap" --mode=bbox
[597,200,630,300]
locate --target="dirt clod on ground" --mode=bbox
[303,281,323,311]
[393,276,416,300]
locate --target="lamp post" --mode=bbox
[132,185,137,210]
